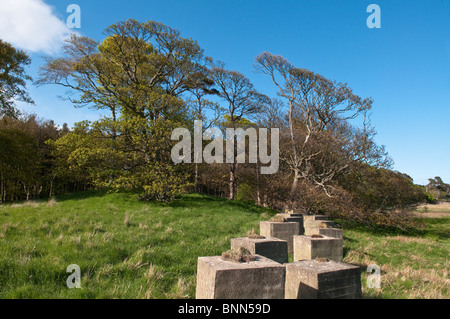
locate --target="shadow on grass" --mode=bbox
[168,193,225,208]
[169,193,277,215]
[54,189,112,202]
[53,190,276,217]
[336,218,431,238]
[342,235,357,243]
[421,217,450,241]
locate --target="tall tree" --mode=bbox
[0,39,34,118]
[182,69,223,192]
[38,19,207,201]
[255,52,389,208]
[0,115,63,202]
[210,64,269,199]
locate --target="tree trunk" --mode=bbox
[263,195,268,208]
[286,169,299,210]
[24,184,29,201]
[49,177,54,198]
[229,162,236,200]
[194,163,199,193]
[0,173,3,204]
[109,107,117,186]
[256,162,261,205]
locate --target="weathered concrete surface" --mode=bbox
[231,237,288,264]
[196,255,286,299]
[284,209,304,215]
[318,227,343,239]
[306,227,344,239]
[285,260,362,299]
[303,215,329,221]
[260,221,300,254]
[293,235,343,262]
[304,220,334,229]
[303,220,335,236]
[275,213,304,234]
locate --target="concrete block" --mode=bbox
[303,215,329,221]
[293,235,343,262]
[260,221,300,254]
[285,260,362,299]
[306,227,344,239]
[284,209,303,215]
[275,213,304,234]
[318,227,343,239]
[303,220,334,229]
[231,237,288,264]
[195,255,286,299]
[304,220,335,236]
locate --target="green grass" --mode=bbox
[0,190,275,298]
[0,191,448,299]
[341,216,449,299]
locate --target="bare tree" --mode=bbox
[255,52,388,208]
[209,63,269,200]
[182,68,223,192]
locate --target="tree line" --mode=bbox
[0,20,433,229]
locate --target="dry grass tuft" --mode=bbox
[415,202,450,218]
[123,213,131,227]
[221,247,256,263]
[10,201,41,208]
[344,249,378,267]
[246,228,265,239]
[386,235,437,245]
[269,214,286,222]
[46,198,58,207]
[375,264,450,299]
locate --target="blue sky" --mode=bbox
[1,0,449,185]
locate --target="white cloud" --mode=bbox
[0,0,74,54]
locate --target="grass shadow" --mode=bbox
[421,217,450,241]
[169,193,277,216]
[54,189,112,202]
[336,218,427,238]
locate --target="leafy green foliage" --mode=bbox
[0,115,64,202]
[0,39,34,117]
[38,19,207,201]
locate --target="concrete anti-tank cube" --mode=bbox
[275,213,304,234]
[231,237,288,264]
[285,260,362,299]
[306,227,344,239]
[303,220,334,229]
[318,227,343,239]
[304,220,335,236]
[303,215,329,221]
[284,209,303,214]
[195,255,286,299]
[293,235,343,262]
[260,221,300,254]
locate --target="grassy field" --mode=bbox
[0,191,448,299]
[0,191,275,298]
[343,202,449,299]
